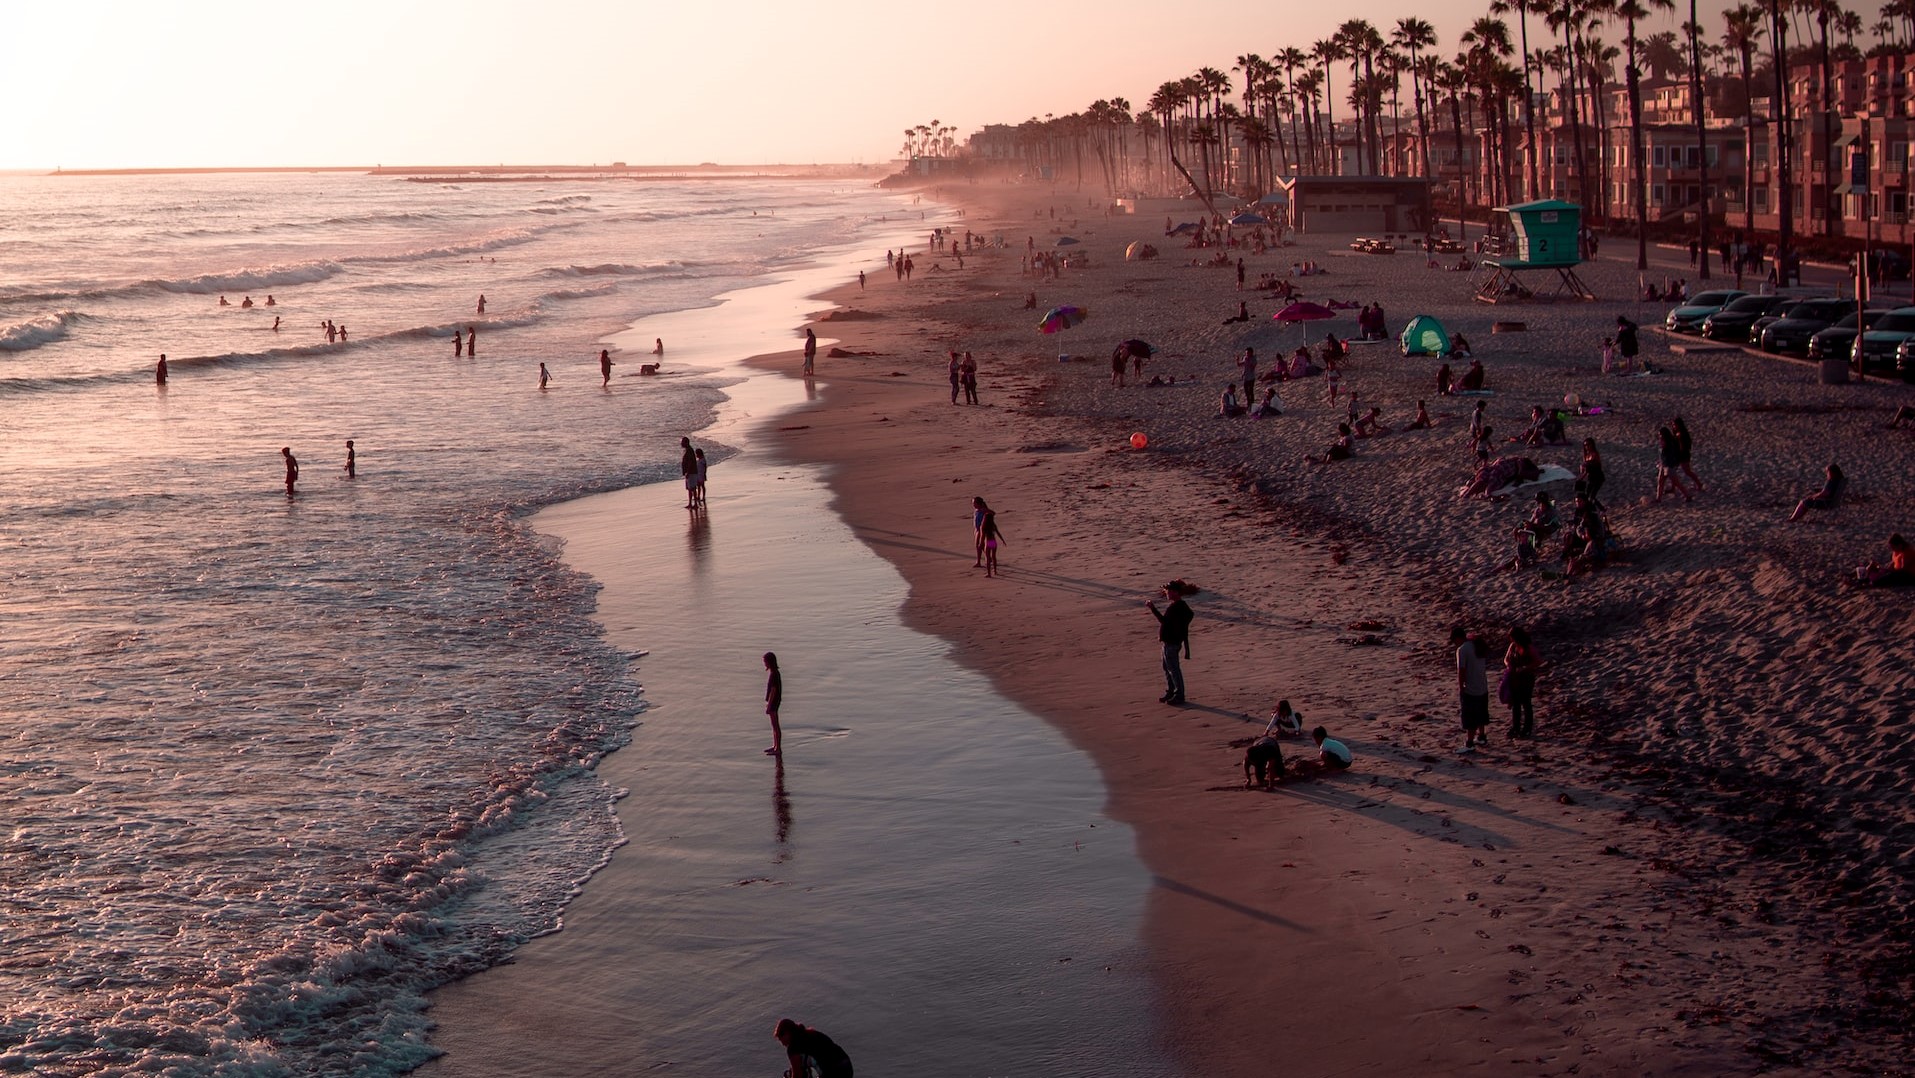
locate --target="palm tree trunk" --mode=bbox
[1628,22,1650,269]
[1691,0,1711,277]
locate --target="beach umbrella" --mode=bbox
[1272,301,1337,324]
[1120,338,1153,359]
[1273,300,1337,350]
[1054,236,1080,247]
[1229,212,1267,226]
[1038,306,1088,334]
[1124,240,1158,260]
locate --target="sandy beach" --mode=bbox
[743,182,1915,1074]
[426,180,1914,1076]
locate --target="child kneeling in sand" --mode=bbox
[1287,726,1354,779]
[1242,735,1285,789]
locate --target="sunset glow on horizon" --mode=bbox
[7,0,1885,171]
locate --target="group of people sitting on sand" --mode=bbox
[1241,700,1354,788]
[1435,359,1488,396]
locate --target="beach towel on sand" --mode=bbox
[1459,463,1575,499]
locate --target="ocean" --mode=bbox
[0,170,923,1075]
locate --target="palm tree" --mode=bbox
[1583,36,1620,225]
[1279,47,1311,173]
[1810,0,1839,237]
[1395,17,1440,178]
[1295,69,1326,172]
[1642,30,1686,78]
[1545,0,1596,210]
[1769,0,1796,272]
[1490,0,1546,197]
[1463,18,1517,202]
[1723,4,1765,242]
[1614,0,1676,268]
[1313,37,1346,173]
[1687,1,1712,276]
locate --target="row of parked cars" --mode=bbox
[1664,290,1915,378]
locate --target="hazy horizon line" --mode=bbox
[8,162,899,178]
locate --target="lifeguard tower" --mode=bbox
[1473,199,1595,302]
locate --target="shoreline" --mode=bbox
[749,181,1914,1073]
[420,226,1172,1075]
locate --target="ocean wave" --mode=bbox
[347,228,546,265]
[539,262,660,278]
[151,260,346,295]
[537,283,618,302]
[534,194,592,206]
[0,310,83,352]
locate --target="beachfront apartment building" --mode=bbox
[1515,53,1915,249]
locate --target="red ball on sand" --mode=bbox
[1130,432,1148,449]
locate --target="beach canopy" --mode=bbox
[1039,305,1088,334]
[1272,301,1337,324]
[1399,314,1452,357]
[1167,222,1200,235]
[1229,212,1267,226]
[1119,338,1153,359]
[1054,236,1080,247]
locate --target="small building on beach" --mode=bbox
[1275,175,1433,234]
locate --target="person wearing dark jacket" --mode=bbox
[1147,582,1194,705]
[773,1018,852,1078]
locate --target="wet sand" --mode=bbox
[422,251,1168,1076]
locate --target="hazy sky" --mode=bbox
[4,0,1885,169]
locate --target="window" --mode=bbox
[1653,145,1666,167]
[1653,183,1666,206]
[1755,187,1770,212]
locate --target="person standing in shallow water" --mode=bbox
[343,439,356,478]
[599,349,614,386]
[280,447,299,497]
[763,652,784,756]
[679,436,698,508]
[802,327,817,376]
[155,354,167,385]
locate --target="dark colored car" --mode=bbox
[1746,296,1834,345]
[1806,309,1890,361]
[1701,294,1794,341]
[1665,289,1749,334]
[1758,298,1856,353]
[1850,306,1915,369]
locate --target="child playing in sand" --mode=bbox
[1267,699,1304,735]
[1242,735,1284,789]
[1325,367,1341,404]
[1854,533,1914,587]
[1600,337,1615,374]
[1354,407,1389,437]
[1287,726,1354,779]
[1408,400,1432,429]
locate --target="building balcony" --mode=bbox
[1888,210,1910,224]
[1888,159,1908,174]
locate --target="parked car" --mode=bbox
[1744,296,1834,345]
[1349,237,1396,253]
[1849,307,1915,370]
[1760,299,1866,353]
[1664,289,1749,334]
[1806,309,1890,360]
[1701,294,1794,341]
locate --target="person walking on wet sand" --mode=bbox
[763,652,784,756]
[1147,582,1194,706]
[803,327,817,376]
[280,447,299,497]
[343,439,356,478]
[679,436,698,509]
[980,508,1006,576]
[600,349,614,386]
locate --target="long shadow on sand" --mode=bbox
[1152,875,1313,933]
